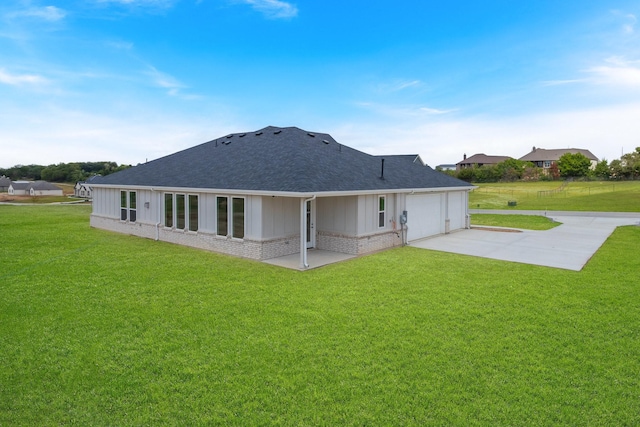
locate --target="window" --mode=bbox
[232,197,245,239]
[217,196,228,236]
[216,196,244,238]
[378,196,386,228]
[544,160,552,168]
[120,191,127,221]
[129,192,137,223]
[120,190,136,222]
[164,193,173,227]
[188,195,198,232]
[176,194,186,230]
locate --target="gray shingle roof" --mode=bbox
[457,153,512,166]
[28,181,62,191]
[519,148,598,162]
[92,126,472,193]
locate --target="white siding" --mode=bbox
[261,196,299,239]
[447,191,465,230]
[317,196,358,235]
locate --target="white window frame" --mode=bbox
[164,193,174,228]
[231,196,245,240]
[378,195,386,228]
[120,190,137,222]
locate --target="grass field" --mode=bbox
[471,214,560,230]
[470,180,640,211]
[2,205,640,425]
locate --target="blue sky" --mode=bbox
[1,0,639,169]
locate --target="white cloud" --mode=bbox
[142,66,200,98]
[585,57,640,88]
[8,5,66,21]
[240,0,298,19]
[0,68,47,85]
[355,101,456,117]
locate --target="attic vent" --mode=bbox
[307,132,315,137]
[224,140,232,145]
[274,130,282,134]
[226,134,233,138]
[255,131,263,136]
[239,133,246,137]
[322,140,329,144]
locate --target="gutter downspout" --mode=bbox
[151,188,160,241]
[300,195,316,269]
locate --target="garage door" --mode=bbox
[406,193,442,242]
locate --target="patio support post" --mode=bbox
[300,195,316,269]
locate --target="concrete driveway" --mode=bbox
[410,211,639,271]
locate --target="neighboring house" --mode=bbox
[90,126,474,267]
[519,147,599,171]
[28,181,63,196]
[7,181,30,195]
[456,153,512,171]
[0,176,11,192]
[75,181,93,198]
[436,164,457,171]
[8,181,63,196]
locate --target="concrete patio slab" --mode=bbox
[262,249,356,270]
[410,213,639,271]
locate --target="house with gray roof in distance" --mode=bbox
[90,126,474,268]
[0,176,11,192]
[456,153,512,171]
[7,181,30,195]
[8,181,64,196]
[519,147,599,173]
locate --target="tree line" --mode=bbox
[439,148,640,183]
[0,162,131,182]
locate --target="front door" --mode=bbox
[306,200,316,248]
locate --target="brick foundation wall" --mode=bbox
[317,229,401,255]
[91,215,302,260]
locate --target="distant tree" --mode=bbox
[593,160,610,180]
[557,153,591,178]
[3,161,130,182]
[494,159,534,182]
[522,165,542,181]
[620,147,640,179]
[456,167,475,182]
[547,162,561,180]
[609,159,624,180]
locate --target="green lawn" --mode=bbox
[2,205,639,425]
[471,214,560,230]
[470,181,640,211]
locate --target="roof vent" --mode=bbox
[256,131,263,136]
[274,130,281,134]
[239,133,246,137]
[322,140,329,144]
[227,134,233,138]
[308,132,315,137]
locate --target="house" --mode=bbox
[8,181,64,196]
[519,147,599,171]
[436,164,457,171]
[7,181,30,195]
[74,181,93,198]
[456,153,512,171]
[0,176,12,192]
[90,126,474,268]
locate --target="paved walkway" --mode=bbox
[411,211,639,271]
